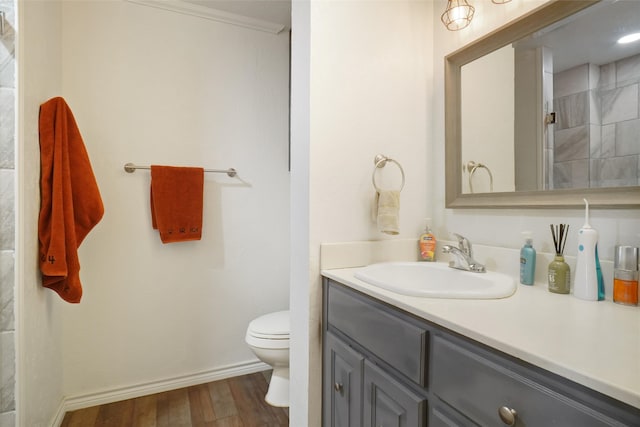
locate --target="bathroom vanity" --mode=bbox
[321,274,640,426]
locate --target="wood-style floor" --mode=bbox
[60,372,289,427]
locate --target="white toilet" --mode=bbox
[245,310,290,407]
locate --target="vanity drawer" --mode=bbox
[326,281,428,386]
[431,335,623,426]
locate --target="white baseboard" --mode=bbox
[50,402,66,427]
[51,359,269,426]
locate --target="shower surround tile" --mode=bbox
[589,125,602,159]
[553,159,589,189]
[589,88,601,125]
[601,84,638,125]
[554,64,588,98]
[0,2,15,424]
[0,411,14,427]
[0,89,14,169]
[599,63,616,91]
[591,156,639,188]
[601,124,616,158]
[554,125,589,162]
[0,1,14,89]
[616,118,640,156]
[616,53,640,86]
[0,331,14,413]
[555,91,588,130]
[0,170,13,251]
[0,251,13,331]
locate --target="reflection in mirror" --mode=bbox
[445,0,640,208]
[458,0,640,197]
[461,45,515,194]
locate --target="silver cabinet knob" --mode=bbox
[498,406,517,426]
[334,382,343,392]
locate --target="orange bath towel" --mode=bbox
[38,97,104,303]
[150,165,204,244]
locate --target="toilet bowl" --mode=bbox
[245,310,290,407]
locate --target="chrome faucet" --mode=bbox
[442,233,486,273]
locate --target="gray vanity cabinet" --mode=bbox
[324,332,364,427]
[323,278,640,427]
[323,333,426,427]
[363,360,426,427]
[323,279,429,427]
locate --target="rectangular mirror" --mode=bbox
[445,0,640,208]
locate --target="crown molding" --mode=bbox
[126,0,286,34]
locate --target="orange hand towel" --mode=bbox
[150,165,204,244]
[38,97,104,303]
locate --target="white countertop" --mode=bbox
[322,265,640,409]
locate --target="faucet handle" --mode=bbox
[452,233,472,257]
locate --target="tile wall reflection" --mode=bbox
[553,53,640,189]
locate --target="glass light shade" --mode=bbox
[441,0,475,31]
[492,0,512,4]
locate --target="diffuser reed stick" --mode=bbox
[549,224,570,294]
[550,224,569,256]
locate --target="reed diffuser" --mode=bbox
[548,224,570,294]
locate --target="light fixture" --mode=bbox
[491,0,512,4]
[441,0,475,31]
[618,32,640,44]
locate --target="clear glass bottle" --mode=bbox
[548,255,570,294]
[613,246,639,306]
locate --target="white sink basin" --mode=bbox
[354,262,516,299]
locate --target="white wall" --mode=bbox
[17,1,66,425]
[18,0,290,418]
[290,1,434,425]
[57,0,290,399]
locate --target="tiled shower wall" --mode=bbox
[0,1,15,426]
[553,53,640,189]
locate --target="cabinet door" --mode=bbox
[363,361,426,427]
[324,333,364,427]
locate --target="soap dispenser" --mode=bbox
[573,199,604,301]
[520,232,536,286]
[418,218,436,262]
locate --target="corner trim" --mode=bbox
[126,0,286,34]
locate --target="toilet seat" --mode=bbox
[246,310,290,349]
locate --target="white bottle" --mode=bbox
[573,199,600,301]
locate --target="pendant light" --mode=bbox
[441,0,475,31]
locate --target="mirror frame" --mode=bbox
[445,0,640,209]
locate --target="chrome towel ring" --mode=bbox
[467,160,493,193]
[373,154,405,192]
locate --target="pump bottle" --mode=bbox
[418,219,436,262]
[520,232,536,285]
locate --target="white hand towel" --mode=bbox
[376,190,400,235]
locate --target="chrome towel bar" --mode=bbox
[123,163,237,177]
